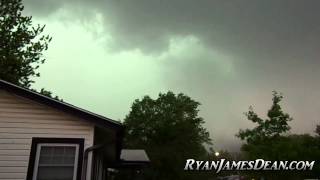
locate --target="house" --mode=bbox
[0,80,149,180]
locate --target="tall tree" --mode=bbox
[237,91,292,143]
[122,92,212,180]
[236,92,320,179]
[0,0,51,88]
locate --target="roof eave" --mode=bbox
[0,80,124,131]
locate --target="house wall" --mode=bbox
[0,90,95,180]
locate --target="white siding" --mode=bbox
[0,90,94,180]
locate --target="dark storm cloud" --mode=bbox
[24,0,320,150]
[25,0,320,85]
[25,0,320,56]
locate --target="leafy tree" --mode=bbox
[0,0,51,88]
[237,92,320,179]
[0,0,60,100]
[240,134,320,179]
[122,92,212,180]
[237,91,292,143]
[39,88,61,101]
[316,124,320,136]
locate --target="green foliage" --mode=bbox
[122,91,212,180]
[237,91,292,143]
[237,92,320,179]
[241,135,320,179]
[241,134,320,160]
[38,88,62,101]
[316,124,320,136]
[0,0,61,100]
[0,0,51,88]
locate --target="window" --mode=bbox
[34,144,79,180]
[27,138,84,180]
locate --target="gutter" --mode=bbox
[81,144,105,180]
[81,127,125,180]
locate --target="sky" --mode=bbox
[24,0,320,151]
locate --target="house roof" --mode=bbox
[0,80,124,130]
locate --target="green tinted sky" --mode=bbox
[24,0,320,151]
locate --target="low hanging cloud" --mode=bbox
[25,0,320,89]
[24,0,320,56]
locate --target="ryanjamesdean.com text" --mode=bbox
[184,159,316,173]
